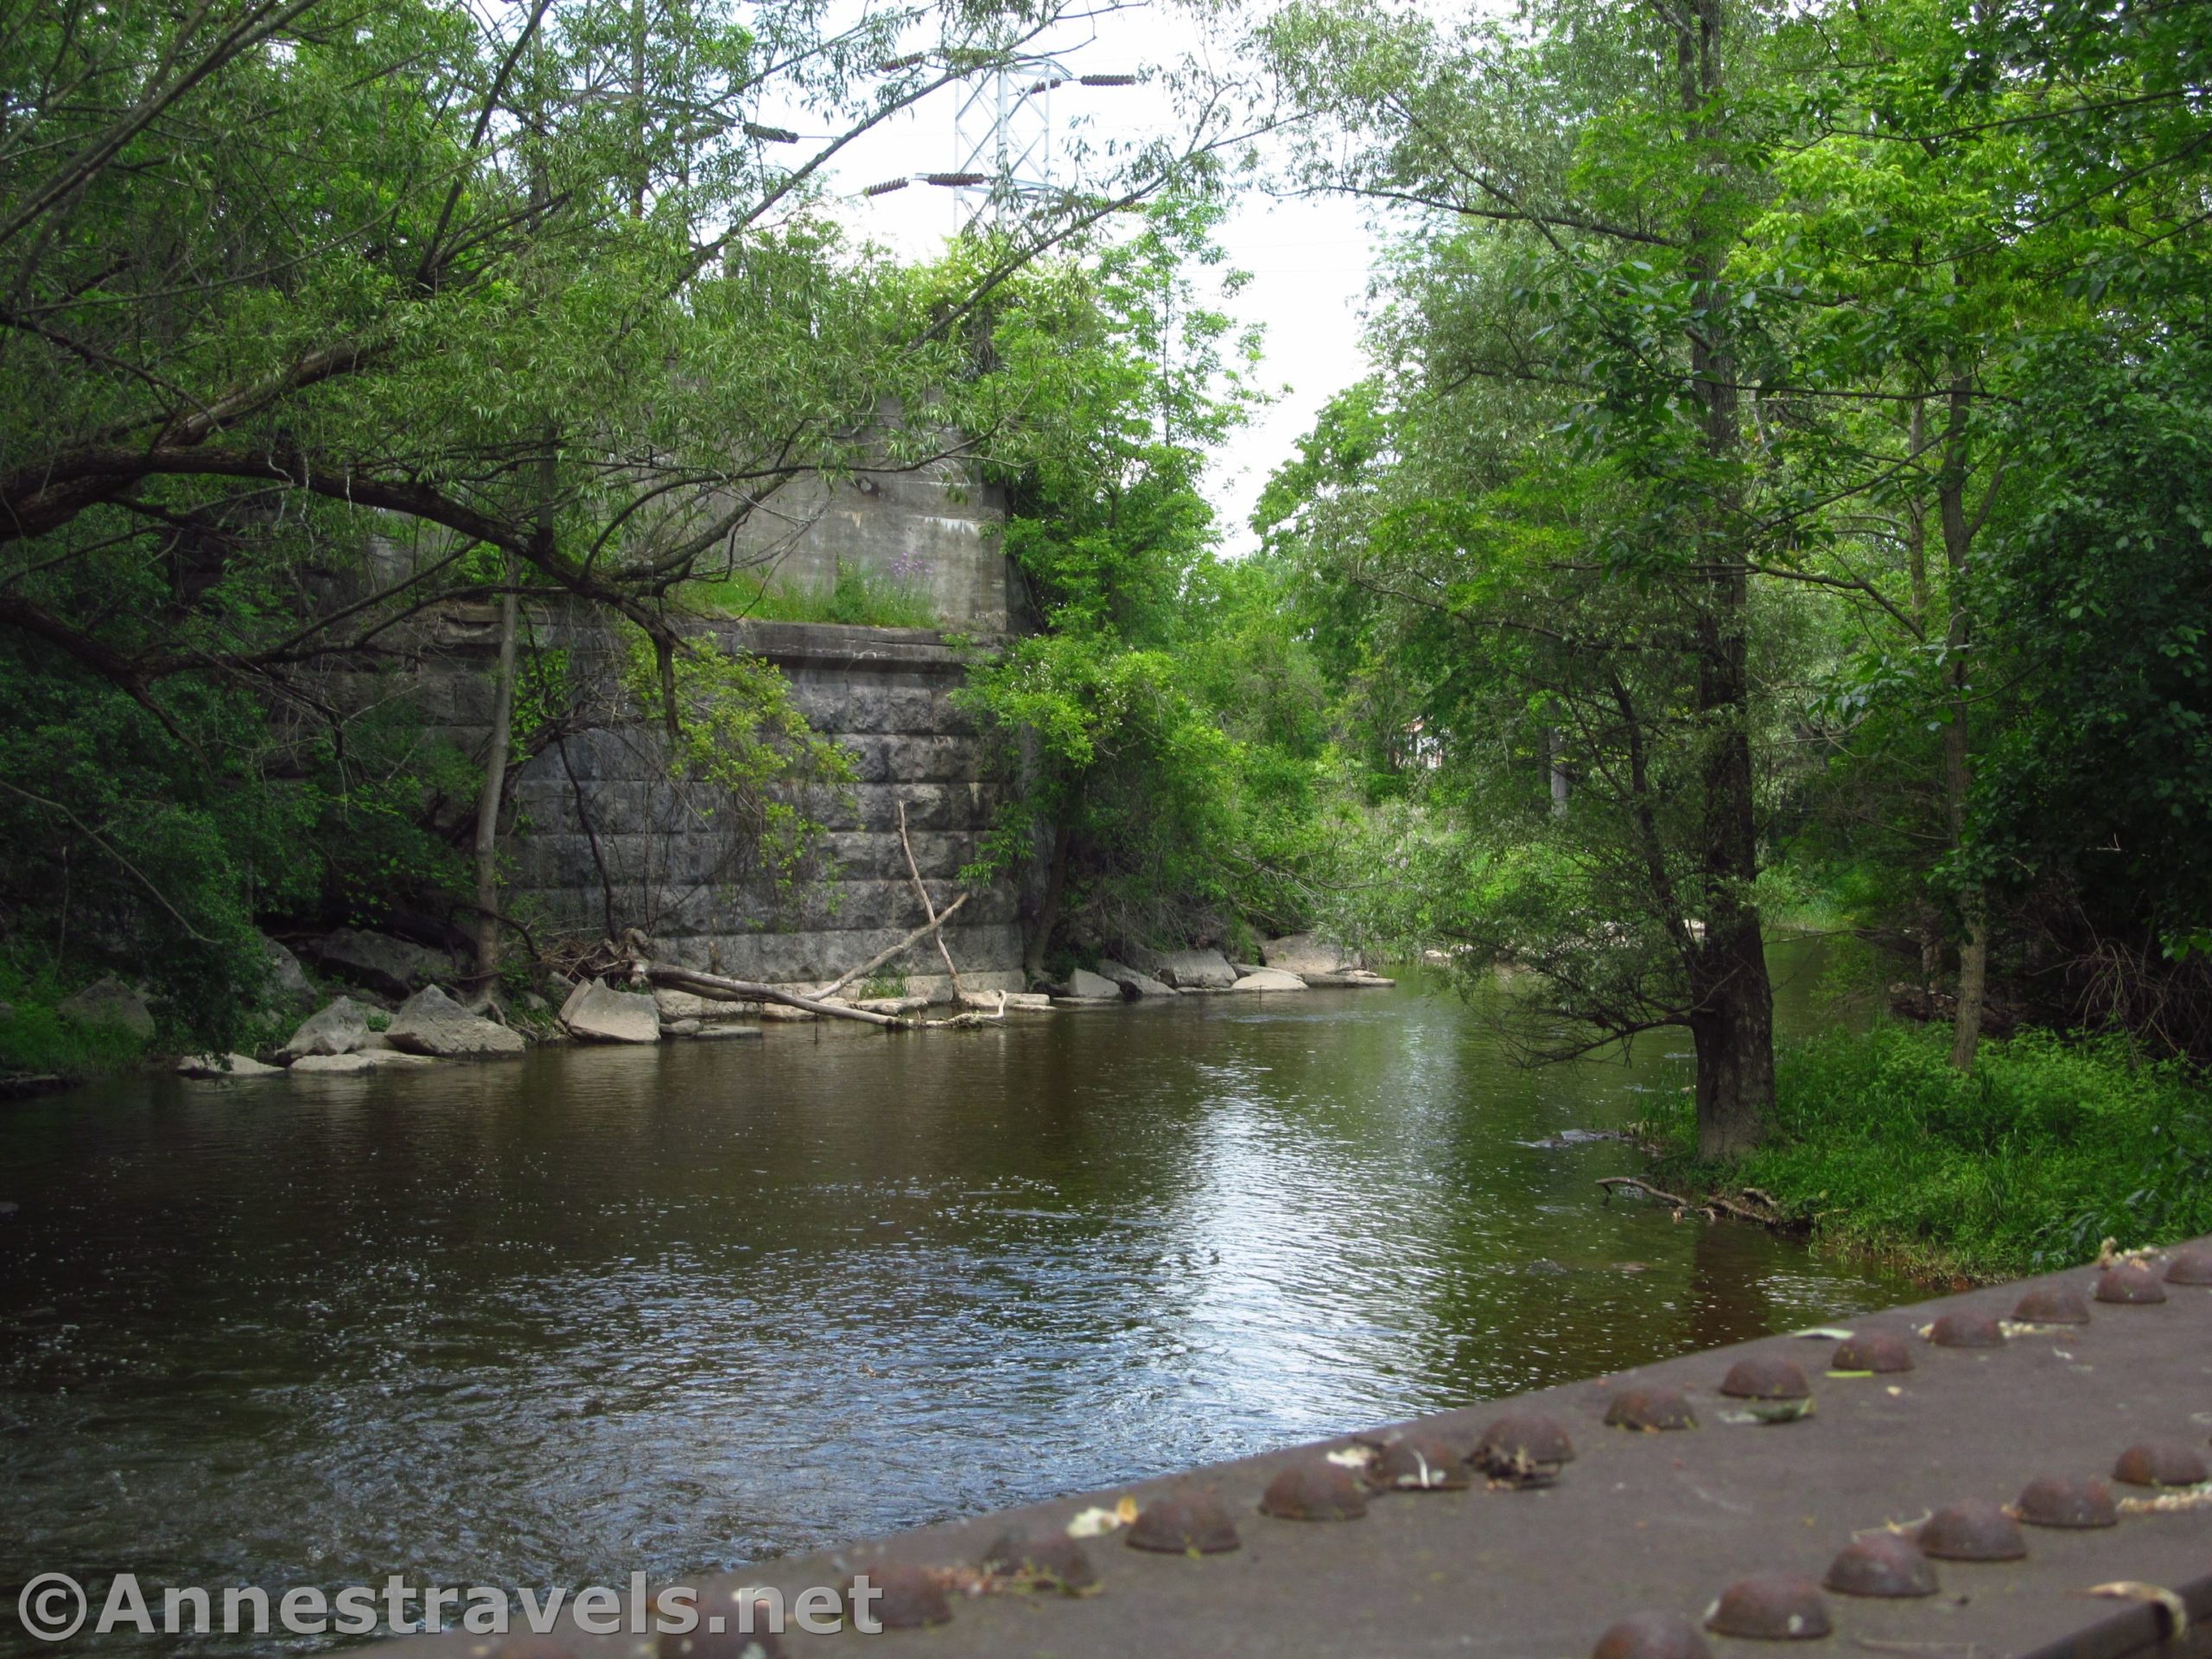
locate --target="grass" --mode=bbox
[1654,1023,2212,1282]
[0,966,150,1078]
[689,565,942,630]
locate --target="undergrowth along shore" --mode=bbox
[1651,1024,2212,1285]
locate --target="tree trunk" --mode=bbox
[1023,817,1072,985]
[1937,372,1986,1071]
[1944,698,1988,1071]
[1690,926,1776,1160]
[1678,0,1776,1155]
[472,561,521,977]
[1688,594,1776,1159]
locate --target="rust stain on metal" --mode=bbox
[1593,1611,1713,1659]
[2013,1475,2118,1529]
[849,1564,950,1629]
[979,1529,1097,1594]
[1605,1386,1699,1431]
[2111,1441,2209,1488]
[1703,1575,1833,1641]
[1929,1310,2005,1349]
[2095,1262,2167,1304]
[1473,1410,1574,1484]
[1829,1331,1913,1374]
[1822,1533,1939,1599]
[1258,1458,1370,1521]
[1918,1497,2029,1561]
[2162,1246,2212,1286]
[1123,1491,1240,1554]
[2010,1284,2092,1324]
[1369,1431,1472,1490]
[1719,1355,1811,1399]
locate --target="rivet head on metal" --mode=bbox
[1929,1310,2005,1348]
[1918,1499,2028,1561]
[1606,1387,1699,1431]
[2113,1441,2210,1488]
[1719,1356,1811,1400]
[1593,1611,1714,1659]
[1823,1534,1938,1599]
[981,1529,1097,1593]
[2015,1475,2118,1529]
[2164,1246,2212,1286]
[1371,1433,1472,1490]
[2096,1262,2167,1304]
[1125,1491,1241,1554]
[657,1599,786,1658]
[1260,1458,1370,1520]
[2012,1285,2092,1325]
[1703,1575,1833,1640]
[1478,1415,1583,1468]
[849,1565,950,1630]
[1830,1332,1913,1374]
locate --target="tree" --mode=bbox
[0,0,1244,1028]
[1258,0,1789,1154]
[947,208,1338,977]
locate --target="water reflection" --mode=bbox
[0,957,1910,1651]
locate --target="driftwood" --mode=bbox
[898,800,963,999]
[806,891,973,1003]
[1597,1176,1798,1230]
[635,960,913,1028]
[1597,1176,1695,1213]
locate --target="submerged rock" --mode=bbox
[390,985,527,1057]
[280,995,372,1059]
[652,986,757,1020]
[56,976,156,1039]
[854,995,932,1015]
[960,989,1052,1014]
[289,1052,376,1074]
[177,1052,283,1079]
[559,978,661,1044]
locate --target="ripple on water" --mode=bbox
[0,956,1910,1654]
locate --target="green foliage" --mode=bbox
[0,0,1205,1036]
[1968,338,2212,963]
[1255,0,2212,1112]
[943,208,1340,963]
[620,627,855,895]
[689,565,942,630]
[1654,1025,2212,1280]
[0,963,150,1078]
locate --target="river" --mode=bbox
[0,954,1909,1651]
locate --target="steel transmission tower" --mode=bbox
[950,57,1135,230]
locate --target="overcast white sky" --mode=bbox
[795,2,1387,554]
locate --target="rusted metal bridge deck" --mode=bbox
[396,1241,2212,1659]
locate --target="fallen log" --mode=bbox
[897,800,964,999]
[1596,1176,1801,1231]
[632,960,913,1028]
[1596,1175,1694,1214]
[807,890,973,1003]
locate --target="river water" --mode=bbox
[0,958,1909,1649]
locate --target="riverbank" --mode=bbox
[0,930,1394,1093]
[1653,1023,2212,1284]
